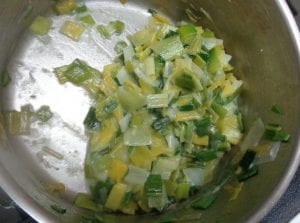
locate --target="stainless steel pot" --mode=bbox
[0,0,300,222]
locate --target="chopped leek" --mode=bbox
[117,87,146,112]
[150,35,184,61]
[129,147,154,169]
[54,0,77,15]
[175,73,195,91]
[145,174,163,196]
[183,168,207,186]
[108,159,128,182]
[75,4,88,14]
[152,157,180,180]
[124,165,149,185]
[105,183,127,210]
[264,123,291,142]
[92,180,113,205]
[114,41,128,54]
[148,186,168,211]
[53,59,101,94]
[195,117,216,136]
[208,46,223,74]
[238,165,258,182]
[97,20,125,39]
[80,15,96,26]
[5,110,30,135]
[75,193,99,211]
[59,59,91,83]
[60,21,85,41]
[175,183,190,201]
[36,105,53,122]
[178,24,197,45]
[96,97,118,120]
[147,94,168,108]
[152,117,170,132]
[52,10,249,215]
[30,16,53,36]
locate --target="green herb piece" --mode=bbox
[191,194,217,210]
[50,204,66,214]
[145,175,163,197]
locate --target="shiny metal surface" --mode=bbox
[0,0,299,222]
